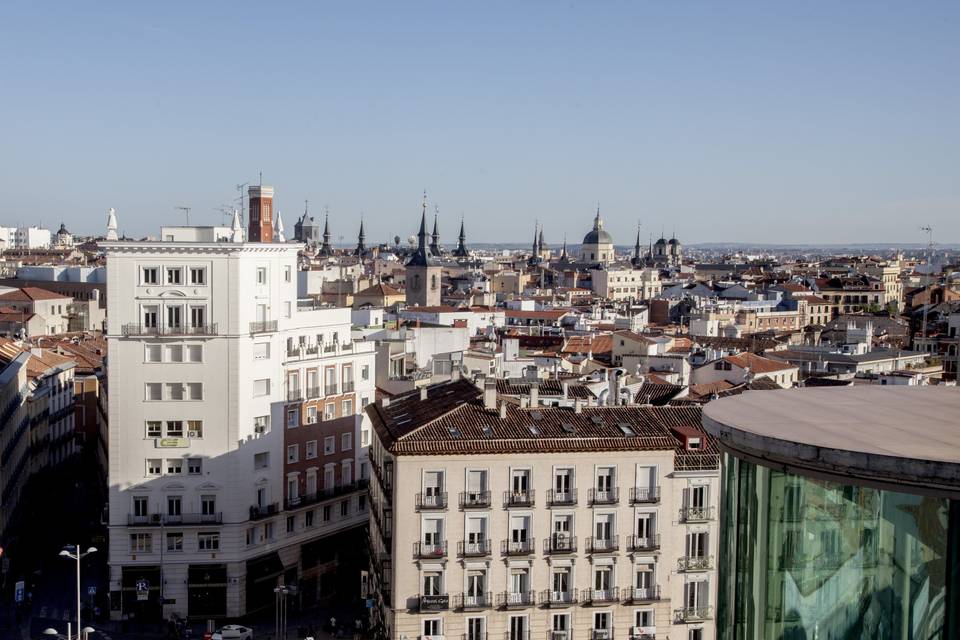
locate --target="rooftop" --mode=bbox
[703,386,960,496]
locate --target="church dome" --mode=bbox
[668,237,680,246]
[582,227,613,245]
[654,237,667,247]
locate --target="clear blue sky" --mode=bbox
[1,1,958,245]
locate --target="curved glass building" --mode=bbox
[703,386,960,640]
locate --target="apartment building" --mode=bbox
[590,268,662,302]
[366,378,719,640]
[103,221,376,622]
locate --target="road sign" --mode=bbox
[14,580,25,603]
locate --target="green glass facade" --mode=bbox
[718,453,955,640]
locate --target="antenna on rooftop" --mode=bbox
[236,182,249,227]
[175,205,191,225]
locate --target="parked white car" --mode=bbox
[212,625,254,640]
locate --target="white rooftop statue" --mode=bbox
[230,209,244,243]
[274,209,286,242]
[105,207,119,241]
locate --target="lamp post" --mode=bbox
[44,626,96,640]
[59,544,97,640]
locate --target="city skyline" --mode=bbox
[1,1,958,244]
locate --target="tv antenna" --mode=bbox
[175,206,191,225]
[236,182,249,226]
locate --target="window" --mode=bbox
[166,267,182,285]
[146,459,161,476]
[167,345,183,362]
[307,406,318,424]
[423,572,443,596]
[166,421,184,437]
[189,267,206,285]
[143,305,159,328]
[142,267,159,285]
[167,459,183,475]
[286,515,295,533]
[287,445,299,463]
[358,494,366,511]
[187,420,203,438]
[254,453,270,471]
[146,421,162,438]
[423,619,442,639]
[198,532,220,551]
[167,383,184,400]
[166,532,183,552]
[256,267,267,285]
[284,301,292,318]
[361,429,370,447]
[253,379,270,396]
[133,496,148,517]
[341,433,353,451]
[340,500,349,516]
[130,533,152,553]
[145,383,162,401]
[361,365,370,381]
[342,399,353,415]
[305,510,315,527]
[186,382,202,400]
[286,408,299,428]
[284,265,292,283]
[306,441,318,459]
[187,458,202,475]
[187,344,203,362]
[145,345,162,362]
[324,436,335,455]
[323,505,331,522]
[201,495,216,516]
[324,403,336,420]
[254,415,269,434]
[253,342,270,360]
[190,306,206,328]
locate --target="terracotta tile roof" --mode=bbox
[562,334,612,355]
[356,282,401,297]
[0,286,72,302]
[366,378,716,462]
[634,382,685,406]
[0,338,77,378]
[723,352,797,373]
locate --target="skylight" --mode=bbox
[530,410,543,421]
[618,423,635,436]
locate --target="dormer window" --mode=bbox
[687,437,701,450]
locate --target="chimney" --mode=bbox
[529,385,539,407]
[499,402,507,419]
[520,396,529,409]
[420,386,428,401]
[380,397,390,408]
[483,379,497,411]
[561,381,569,399]
[574,399,582,414]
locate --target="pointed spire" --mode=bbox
[274,210,286,242]
[594,202,602,229]
[453,215,469,258]
[560,235,569,261]
[355,215,366,255]
[407,194,435,267]
[230,209,244,243]
[106,207,119,241]
[429,205,442,257]
[318,209,333,256]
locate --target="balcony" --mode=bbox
[463,635,487,640]
[419,594,450,611]
[458,540,492,557]
[546,489,578,506]
[679,506,715,522]
[342,381,356,393]
[249,320,278,333]
[249,502,279,521]
[286,388,303,403]
[416,492,448,510]
[629,628,656,640]
[587,536,619,554]
[503,490,535,508]
[306,386,321,399]
[460,491,491,509]
[589,632,614,640]
[548,633,570,640]
[539,590,578,607]
[625,586,660,603]
[581,587,619,605]
[127,512,223,526]
[629,486,661,504]
[543,535,577,554]
[674,606,713,623]
[677,555,714,572]
[501,539,535,556]
[414,541,447,559]
[496,591,536,608]
[122,323,218,337]
[588,488,619,506]
[628,534,660,552]
[324,384,339,396]
[454,592,492,610]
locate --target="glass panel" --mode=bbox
[717,453,949,640]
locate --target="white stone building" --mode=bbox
[103,227,376,621]
[366,379,720,640]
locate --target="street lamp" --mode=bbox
[59,544,97,640]
[43,626,96,640]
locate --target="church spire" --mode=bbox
[453,216,469,258]
[355,215,366,255]
[406,191,435,267]
[429,206,442,257]
[318,209,333,256]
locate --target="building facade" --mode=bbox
[104,231,376,621]
[366,379,720,640]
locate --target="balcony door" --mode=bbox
[511,469,529,495]
[509,615,526,640]
[466,618,484,640]
[467,470,487,501]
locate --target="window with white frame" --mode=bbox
[130,533,152,553]
[342,399,353,415]
[187,458,202,475]
[306,440,317,459]
[187,420,203,438]
[187,344,203,362]
[253,342,270,360]
[166,532,183,552]
[324,436,335,455]
[341,432,352,451]
[142,305,159,328]
[141,267,159,285]
[166,421,184,437]
[166,267,182,285]
[189,267,206,285]
[307,406,318,424]
[146,459,161,476]
[146,421,162,438]
[186,382,203,400]
[422,619,442,639]
[198,532,219,550]
[145,383,162,401]
[167,344,183,362]
[254,415,269,434]
[253,379,270,396]
[422,572,443,596]
[145,344,162,362]
[324,403,336,420]
[287,408,299,428]
[256,267,267,285]
[287,445,299,463]
[166,459,183,474]
[254,452,270,469]
[167,383,184,400]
